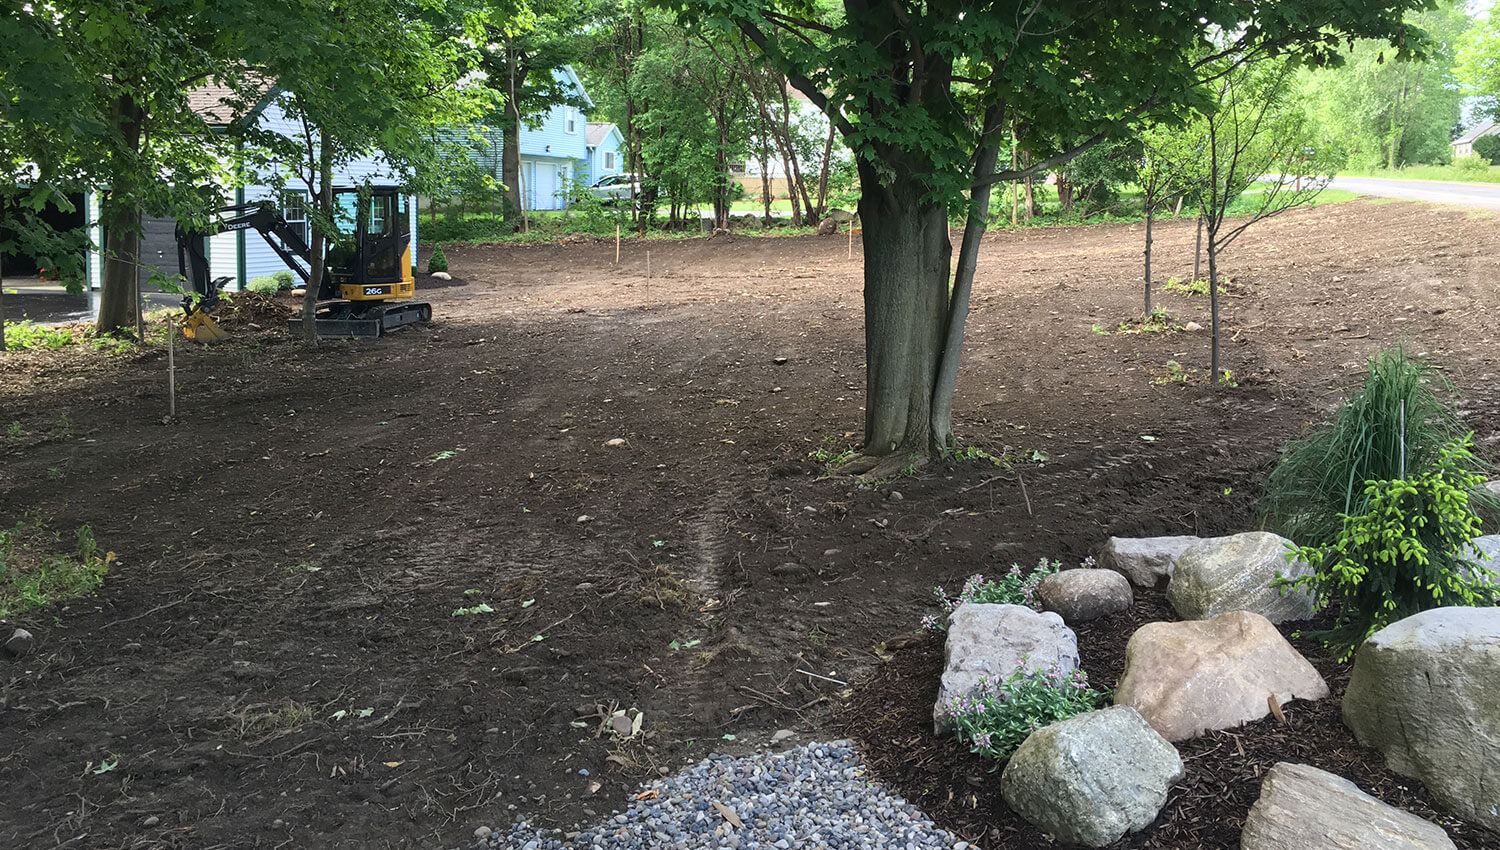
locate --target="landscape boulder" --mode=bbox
[1241,762,1457,850]
[934,604,1078,734]
[1167,532,1316,623]
[735,214,762,230]
[1096,535,1200,588]
[3,628,33,658]
[1343,607,1500,832]
[826,208,856,223]
[816,217,838,236]
[1113,611,1329,742]
[1037,569,1133,623]
[1000,706,1183,848]
[1466,535,1500,594]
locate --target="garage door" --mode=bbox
[137,215,180,290]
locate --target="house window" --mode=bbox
[565,108,577,134]
[281,191,309,244]
[603,150,616,171]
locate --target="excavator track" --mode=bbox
[287,300,432,339]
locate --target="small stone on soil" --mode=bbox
[4,628,34,658]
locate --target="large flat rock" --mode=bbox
[1343,607,1500,832]
[1242,762,1456,849]
[933,603,1078,735]
[1167,532,1316,623]
[1097,536,1200,588]
[1114,611,1329,742]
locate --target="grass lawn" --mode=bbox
[1339,164,1500,184]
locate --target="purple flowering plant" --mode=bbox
[921,557,1094,632]
[940,664,1104,762]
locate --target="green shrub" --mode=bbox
[273,270,295,289]
[1280,436,1496,660]
[939,665,1106,762]
[921,558,1070,630]
[246,275,281,294]
[1472,135,1500,165]
[1261,347,1479,549]
[3,321,76,351]
[0,522,113,619]
[427,246,448,273]
[1453,154,1491,177]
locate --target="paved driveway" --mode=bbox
[1328,176,1500,210]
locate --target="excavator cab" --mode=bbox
[176,185,430,340]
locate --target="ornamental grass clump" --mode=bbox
[1261,347,1488,549]
[1279,435,1497,661]
[921,557,1080,631]
[940,665,1105,762]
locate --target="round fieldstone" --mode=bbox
[1000,706,1183,847]
[1167,532,1315,623]
[1037,568,1133,623]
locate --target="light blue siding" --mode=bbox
[585,124,624,185]
[238,100,418,286]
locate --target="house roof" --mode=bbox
[1455,118,1499,145]
[186,77,274,127]
[585,122,616,147]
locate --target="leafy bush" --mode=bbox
[0,522,113,619]
[3,321,77,351]
[273,270,295,289]
[1453,154,1492,177]
[1473,135,1500,165]
[1261,348,1477,549]
[939,665,1106,761]
[246,275,281,294]
[427,246,448,273]
[1280,436,1496,660]
[921,558,1070,630]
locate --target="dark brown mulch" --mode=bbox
[841,592,1499,849]
[204,290,295,328]
[415,272,468,289]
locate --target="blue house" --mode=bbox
[449,66,612,211]
[584,122,625,186]
[130,84,419,291]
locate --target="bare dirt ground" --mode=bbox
[3,199,1500,850]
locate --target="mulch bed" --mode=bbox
[841,591,1498,849]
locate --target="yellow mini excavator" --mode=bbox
[175,185,430,340]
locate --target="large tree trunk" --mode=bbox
[98,199,141,334]
[502,49,524,228]
[853,162,951,463]
[97,92,145,335]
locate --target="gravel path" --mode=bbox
[472,741,968,850]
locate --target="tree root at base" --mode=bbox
[832,451,929,481]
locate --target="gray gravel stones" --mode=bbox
[1000,706,1183,847]
[471,741,961,850]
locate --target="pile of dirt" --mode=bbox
[203,290,294,329]
[840,592,1492,849]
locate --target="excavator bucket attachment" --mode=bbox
[182,311,230,344]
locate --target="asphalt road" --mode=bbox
[1328,175,1500,210]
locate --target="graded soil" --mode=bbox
[2,199,1498,849]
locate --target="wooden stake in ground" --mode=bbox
[847,224,852,259]
[645,250,651,305]
[167,314,176,420]
[615,224,620,264]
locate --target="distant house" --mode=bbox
[585,122,625,186]
[451,66,599,211]
[1452,119,1499,159]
